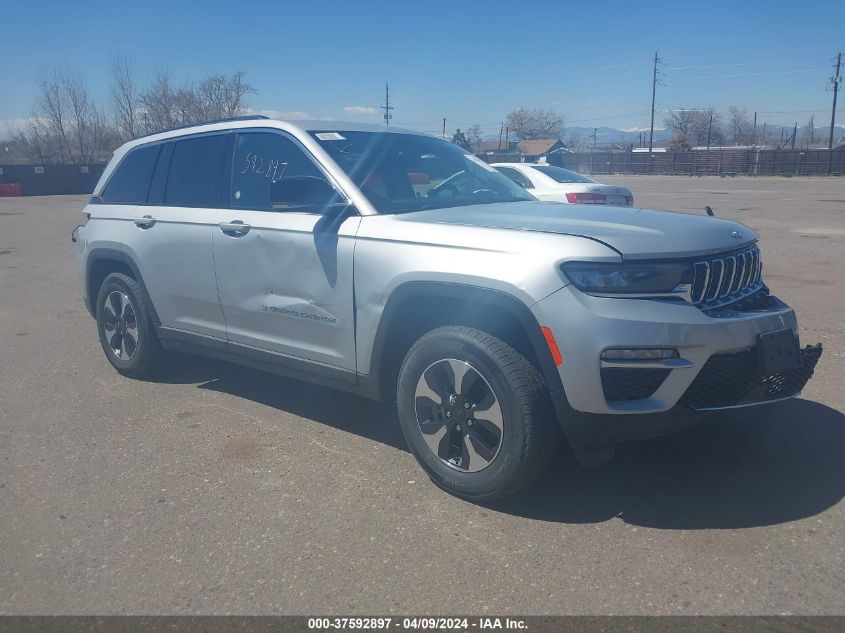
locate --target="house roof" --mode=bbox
[516,139,563,155]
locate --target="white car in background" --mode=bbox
[492,163,634,207]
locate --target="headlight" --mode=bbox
[561,261,692,295]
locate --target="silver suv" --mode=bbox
[73,116,822,500]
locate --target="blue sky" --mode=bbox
[2,0,843,138]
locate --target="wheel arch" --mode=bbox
[85,248,160,324]
[364,281,569,416]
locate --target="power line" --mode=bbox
[669,68,828,81]
[666,59,797,71]
[662,47,803,61]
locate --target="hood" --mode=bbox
[398,201,756,259]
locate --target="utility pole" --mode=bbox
[381,83,393,126]
[442,118,446,139]
[828,52,842,174]
[706,112,713,149]
[498,122,504,150]
[762,123,767,146]
[504,126,509,151]
[791,122,797,149]
[591,128,598,150]
[648,51,660,153]
[752,111,757,146]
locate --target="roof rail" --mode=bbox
[137,114,270,139]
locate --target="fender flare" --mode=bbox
[85,248,160,324]
[365,281,570,421]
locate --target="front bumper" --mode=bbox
[531,284,820,416]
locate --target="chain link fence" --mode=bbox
[559,148,845,177]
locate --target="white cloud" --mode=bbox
[621,126,665,133]
[343,106,378,116]
[246,108,313,120]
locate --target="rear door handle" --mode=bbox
[133,215,156,229]
[219,220,251,237]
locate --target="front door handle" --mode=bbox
[219,220,251,237]
[133,215,156,229]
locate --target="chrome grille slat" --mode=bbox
[706,259,724,302]
[749,248,759,285]
[721,256,736,297]
[732,253,745,293]
[746,249,754,286]
[690,245,763,309]
[692,261,710,304]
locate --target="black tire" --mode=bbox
[95,272,162,378]
[397,326,558,501]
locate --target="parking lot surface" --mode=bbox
[1,176,843,615]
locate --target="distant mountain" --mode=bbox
[565,126,673,146]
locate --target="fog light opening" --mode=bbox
[600,348,680,361]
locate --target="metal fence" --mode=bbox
[0,164,105,196]
[558,149,845,177]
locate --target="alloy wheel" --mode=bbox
[414,358,504,472]
[102,290,138,361]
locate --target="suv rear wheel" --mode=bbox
[397,326,558,501]
[95,272,162,378]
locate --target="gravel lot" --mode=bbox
[0,177,843,615]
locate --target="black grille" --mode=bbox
[704,288,775,317]
[679,344,822,410]
[601,368,670,401]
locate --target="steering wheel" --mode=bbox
[472,188,497,196]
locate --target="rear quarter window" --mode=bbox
[101,144,159,204]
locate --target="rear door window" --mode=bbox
[101,143,159,204]
[165,134,232,208]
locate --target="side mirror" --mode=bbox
[270,176,343,209]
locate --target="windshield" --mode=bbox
[310,131,535,213]
[531,165,595,184]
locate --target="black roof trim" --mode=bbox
[137,115,270,139]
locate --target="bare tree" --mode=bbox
[64,72,98,163]
[466,124,484,151]
[506,107,565,140]
[197,71,256,119]
[802,115,815,148]
[13,67,110,164]
[727,106,752,145]
[139,68,179,133]
[140,69,256,134]
[665,108,724,147]
[34,67,71,162]
[110,53,140,141]
[10,65,258,163]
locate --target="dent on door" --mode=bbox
[213,212,360,369]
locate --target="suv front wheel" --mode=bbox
[397,326,558,501]
[95,272,162,378]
